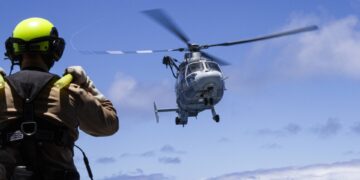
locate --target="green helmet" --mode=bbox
[13,17,56,41]
[5,17,65,64]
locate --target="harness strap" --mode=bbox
[21,99,37,136]
[0,124,74,149]
[1,70,81,179]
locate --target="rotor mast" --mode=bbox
[184,50,202,63]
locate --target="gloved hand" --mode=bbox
[0,67,6,76]
[65,66,106,100]
[64,66,87,86]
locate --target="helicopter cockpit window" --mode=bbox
[206,62,221,72]
[186,62,204,75]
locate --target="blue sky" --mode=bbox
[2,1,360,179]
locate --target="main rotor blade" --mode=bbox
[201,25,318,49]
[201,51,230,66]
[78,47,187,55]
[143,9,191,46]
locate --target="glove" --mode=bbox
[64,66,87,86]
[0,67,6,76]
[65,66,106,100]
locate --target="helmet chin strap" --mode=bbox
[9,54,55,75]
[9,60,19,75]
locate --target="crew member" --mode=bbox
[0,17,119,180]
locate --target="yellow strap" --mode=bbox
[0,74,73,90]
[54,74,73,89]
[0,74,5,89]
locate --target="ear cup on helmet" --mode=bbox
[5,37,16,61]
[50,37,65,61]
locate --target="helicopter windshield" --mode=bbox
[186,62,204,75]
[206,62,221,72]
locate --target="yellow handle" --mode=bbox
[0,74,5,89]
[54,74,73,89]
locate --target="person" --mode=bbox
[0,17,119,180]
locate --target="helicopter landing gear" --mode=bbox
[175,117,181,125]
[213,115,220,123]
[211,106,220,123]
[175,117,187,126]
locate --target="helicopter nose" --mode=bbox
[194,71,223,90]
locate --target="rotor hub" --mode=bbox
[188,44,200,52]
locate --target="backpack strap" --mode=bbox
[6,70,59,136]
[6,70,59,101]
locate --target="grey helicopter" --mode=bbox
[81,9,318,126]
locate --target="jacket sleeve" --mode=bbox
[68,84,119,136]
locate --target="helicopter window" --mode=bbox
[186,62,204,75]
[206,62,221,72]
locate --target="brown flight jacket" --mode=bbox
[0,74,119,171]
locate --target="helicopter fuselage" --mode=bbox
[154,52,225,126]
[177,62,224,111]
[173,52,225,124]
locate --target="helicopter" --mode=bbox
[81,9,318,126]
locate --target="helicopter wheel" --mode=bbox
[175,117,183,125]
[213,115,220,123]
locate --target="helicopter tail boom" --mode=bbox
[153,102,178,123]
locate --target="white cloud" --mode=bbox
[227,15,360,92]
[283,15,360,78]
[108,72,175,114]
[207,159,360,180]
